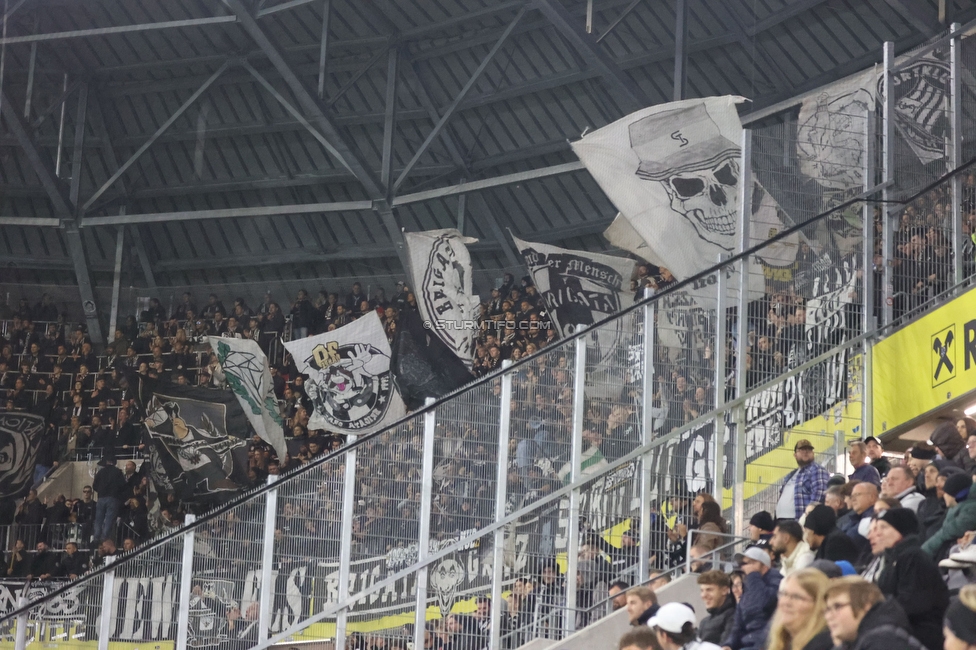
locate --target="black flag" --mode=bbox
[391,310,476,410]
[124,372,254,508]
[0,412,46,500]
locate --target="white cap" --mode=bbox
[733,546,772,568]
[647,602,696,634]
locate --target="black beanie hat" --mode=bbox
[911,446,937,460]
[944,473,973,501]
[803,505,836,536]
[873,507,919,537]
[749,511,774,531]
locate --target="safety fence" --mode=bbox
[4,25,976,650]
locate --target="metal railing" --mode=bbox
[4,26,976,650]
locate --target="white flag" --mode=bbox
[403,229,481,362]
[572,96,746,281]
[284,312,405,435]
[796,69,876,198]
[208,337,288,460]
[512,236,635,367]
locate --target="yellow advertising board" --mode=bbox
[872,287,976,435]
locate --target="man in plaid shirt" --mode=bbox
[776,439,831,520]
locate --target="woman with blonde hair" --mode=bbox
[765,568,833,650]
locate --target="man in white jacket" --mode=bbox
[881,466,925,513]
[771,520,816,577]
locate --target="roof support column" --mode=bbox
[673,0,688,101]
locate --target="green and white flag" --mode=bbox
[208,337,287,460]
[557,445,609,486]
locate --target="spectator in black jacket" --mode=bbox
[698,570,736,645]
[823,577,925,650]
[33,431,60,487]
[723,546,782,650]
[803,505,860,564]
[92,455,127,544]
[5,539,28,577]
[58,542,87,579]
[867,508,948,650]
[29,541,59,580]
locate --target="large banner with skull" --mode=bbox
[284,312,406,435]
[0,412,45,500]
[404,228,481,364]
[571,96,748,281]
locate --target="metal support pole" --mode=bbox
[713,255,727,502]
[638,289,655,584]
[673,0,688,101]
[490,360,514,649]
[14,596,27,650]
[175,514,196,650]
[413,399,437,650]
[862,105,876,441]
[951,23,964,286]
[97,554,117,650]
[108,224,125,338]
[259,476,278,643]
[69,82,88,208]
[317,0,330,99]
[882,41,895,326]
[335,434,358,645]
[586,0,594,33]
[733,129,753,532]
[380,46,399,194]
[456,182,467,235]
[54,73,68,177]
[564,338,586,637]
[23,41,35,118]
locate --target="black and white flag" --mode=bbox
[512,236,634,366]
[284,312,405,434]
[889,54,950,166]
[572,96,746,280]
[126,372,253,507]
[0,412,45,500]
[404,229,481,363]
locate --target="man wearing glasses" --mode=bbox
[776,439,831,520]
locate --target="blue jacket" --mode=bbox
[849,463,881,487]
[722,568,782,650]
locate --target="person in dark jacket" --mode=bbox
[697,570,736,645]
[929,420,974,471]
[29,541,59,579]
[869,508,949,650]
[864,437,891,478]
[625,586,659,626]
[58,541,88,579]
[823,577,925,650]
[92,455,127,544]
[803,505,860,564]
[921,471,976,559]
[5,539,29,577]
[722,546,782,650]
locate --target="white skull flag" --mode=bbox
[572,96,746,280]
[512,236,635,367]
[284,312,406,435]
[403,229,481,363]
[208,337,288,460]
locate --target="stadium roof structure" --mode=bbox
[0,0,970,335]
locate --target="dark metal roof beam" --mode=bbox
[151,219,613,271]
[380,47,399,195]
[393,6,528,193]
[0,86,104,342]
[516,0,648,111]
[223,0,385,199]
[242,60,358,178]
[256,0,319,18]
[0,16,239,46]
[884,0,942,36]
[673,0,688,101]
[82,61,232,212]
